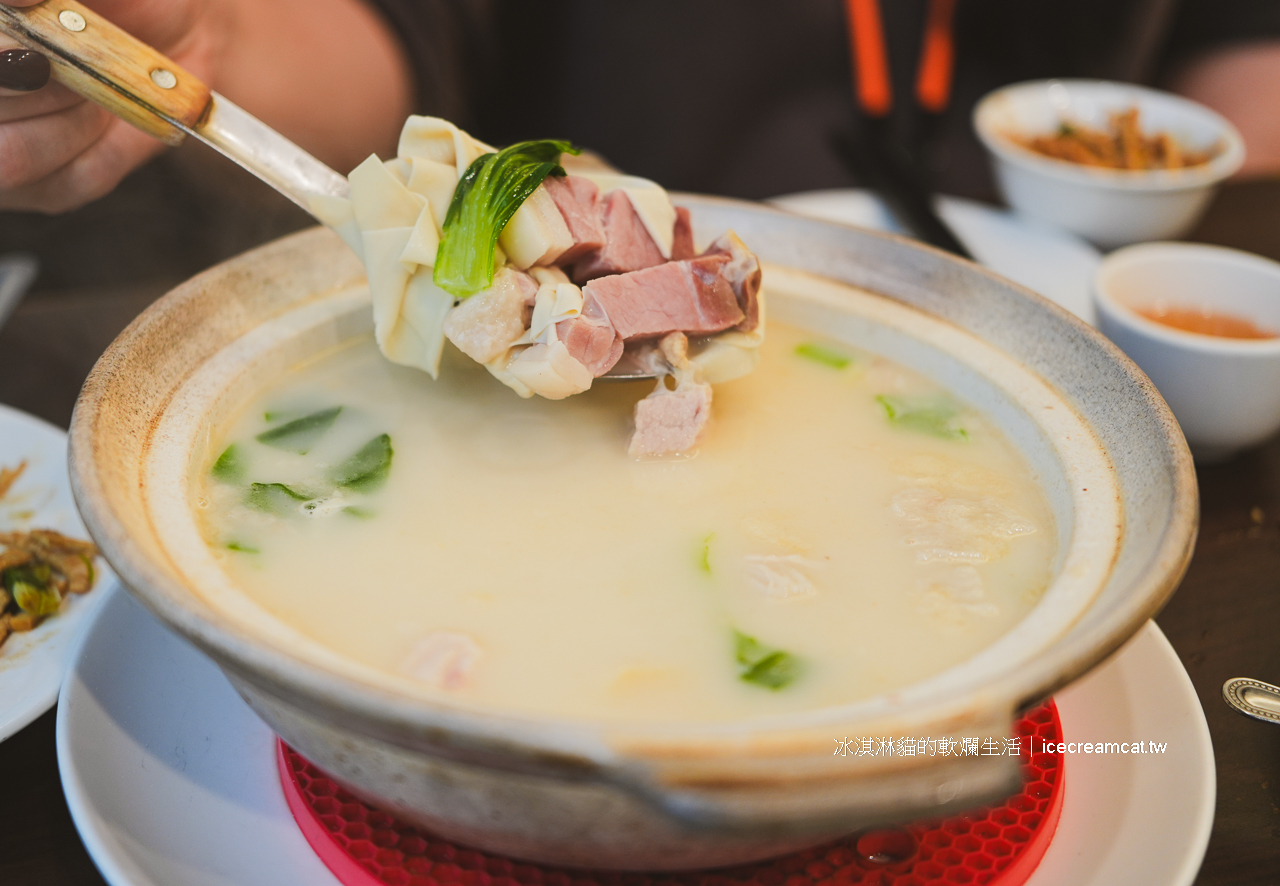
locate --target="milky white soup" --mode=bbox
[194,315,1056,723]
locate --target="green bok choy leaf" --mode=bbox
[433,140,579,298]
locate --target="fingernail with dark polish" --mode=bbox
[0,49,51,92]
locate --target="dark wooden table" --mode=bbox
[1,167,1278,885]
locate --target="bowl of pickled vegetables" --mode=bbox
[974,79,1245,247]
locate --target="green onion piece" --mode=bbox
[697,533,715,574]
[211,444,246,482]
[255,407,342,454]
[876,394,969,440]
[331,434,393,493]
[742,652,803,689]
[246,482,311,515]
[342,506,375,519]
[735,631,765,664]
[733,630,802,690]
[433,140,580,297]
[226,541,260,554]
[4,564,60,616]
[795,342,852,369]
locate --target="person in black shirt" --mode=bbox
[0,1,1275,245]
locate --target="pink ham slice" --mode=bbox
[671,207,695,261]
[543,175,606,264]
[700,232,762,333]
[570,190,666,283]
[581,253,744,341]
[628,381,713,457]
[555,315,624,376]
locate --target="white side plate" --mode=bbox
[0,403,112,742]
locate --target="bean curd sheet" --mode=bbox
[195,321,1056,723]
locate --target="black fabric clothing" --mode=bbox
[4,0,1279,292]
[363,0,1280,200]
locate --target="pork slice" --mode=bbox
[442,268,538,364]
[700,231,762,332]
[555,316,624,376]
[671,207,696,260]
[570,190,665,283]
[543,175,606,264]
[628,380,713,457]
[581,253,744,341]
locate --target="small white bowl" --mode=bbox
[1093,242,1280,462]
[974,80,1245,248]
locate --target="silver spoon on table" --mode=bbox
[1222,677,1280,724]
[0,2,667,380]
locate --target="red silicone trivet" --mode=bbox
[278,702,1064,886]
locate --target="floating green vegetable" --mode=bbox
[697,533,715,574]
[734,630,803,690]
[876,394,968,440]
[226,541,260,554]
[433,140,579,297]
[795,342,852,369]
[332,434,393,493]
[255,407,342,454]
[211,444,246,483]
[4,563,60,616]
[263,410,296,423]
[342,506,375,519]
[246,482,311,516]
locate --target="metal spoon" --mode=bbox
[0,2,346,209]
[1222,677,1280,724]
[0,2,665,380]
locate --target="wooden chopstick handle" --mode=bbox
[0,0,211,145]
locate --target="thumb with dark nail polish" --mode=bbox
[0,48,50,91]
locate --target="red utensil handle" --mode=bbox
[915,0,958,113]
[845,0,892,117]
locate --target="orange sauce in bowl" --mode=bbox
[1135,305,1279,340]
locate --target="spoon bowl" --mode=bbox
[1223,677,1280,724]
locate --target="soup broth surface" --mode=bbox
[195,321,1056,722]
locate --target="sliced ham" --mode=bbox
[628,333,713,456]
[555,315,624,376]
[570,190,666,283]
[543,175,606,264]
[628,380,713,457]
[581,253,744,341]
[701,231,762,332]
[671,207,696,261]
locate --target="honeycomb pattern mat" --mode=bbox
[278,701,1064,886]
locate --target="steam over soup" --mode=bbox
[195,318,1056,723]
